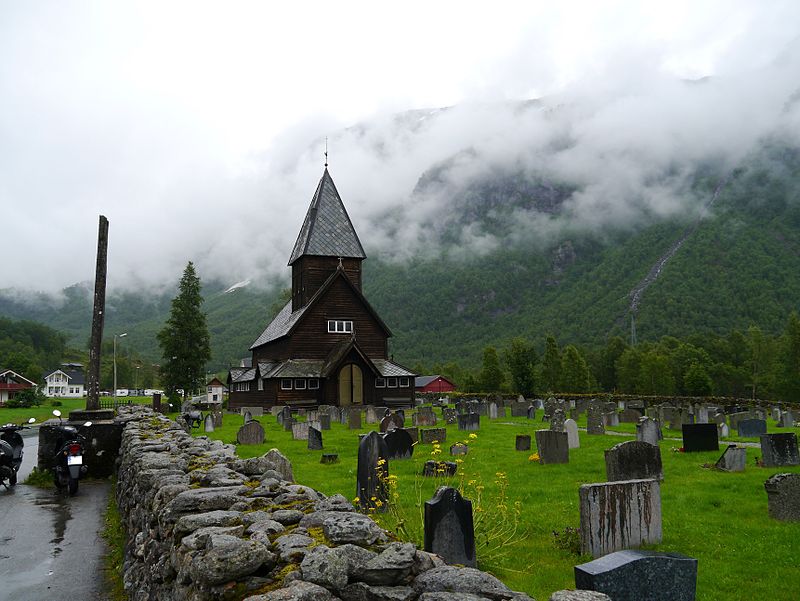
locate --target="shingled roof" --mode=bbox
[288,168,366,265]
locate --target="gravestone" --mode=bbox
[737,418,767,438]
[278,406,292,426]
[779,410,794,428]
[564,418,580,449]
[682,423,718,452]
[243,410,253,424]
[270,406,282,417]
[413,408,437,427]
[728,411,752,430]
[306,410,318,422]
[283,417,296,432]
[477,401,488,416]
[535,430,569,464]
[550,408,566,432]
[375,406,389,419]
[772,407,781,422]
[489,402,498,419]
[516,434,532,451]
[318,414,331,430]
[237,420,265,445]
[308,420,322,432]
[212,407,223,428]
[348,409,362,430]
[695,406,709,424]
[587,404,605,435]
[764,473,800,521]
[356,430,389,512]
[527,406,536,420]
[292,422,309,441]
[511,401,529,417]
[320,454,339,464]
[605,440,663,482]
[574,549,697,601]
[457,413,480,431]
[715,445,746,472]
[424,486,476,567]
[636,417,661,446]
[381,413,404,432]
[619,408,642,423]
[241,406,264,417]
[442,408,458,424]
[604,412,620,427]
[760,433,800,467]
[203,414,215,433]
[402,427,419,444]
[365,405,378,424]
[308,427,323,450]
[422,461,457,477]
[383,428,414,460]
[450,442,469,456]
[718,422,729,438]
[420,428,447,444]
[713,412,726,425]
[579,479,662,557]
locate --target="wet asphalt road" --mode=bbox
[0,428,111,601]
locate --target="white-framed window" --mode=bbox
[387,377,397,388]
[308,378,319,389]
[375,378,386,388]
[327,320,353,334]
[294,379,307,390]
[400,377,409,387]
[235,382,250,392]
[258,378,264,391]
[281,379,292,390]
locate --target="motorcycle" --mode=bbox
[0,417,36,489]
[51,410,91,496]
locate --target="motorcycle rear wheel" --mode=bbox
[9,471,16,486]
[68,476,78,496]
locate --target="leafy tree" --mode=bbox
[479,346,504,392]
[560,345,590,392]
[684,362,713,396]
[503,337,537,397]
[615,347,642,393]
[541,334,561,392]
[776,311,800,402]
[638,349,675,395]
[596,336,628,391]
[157,262,211,400]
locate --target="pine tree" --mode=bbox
[503,337,538,397]
[777,311,800,403]
[479,345,504,392]
[541,334,561,392]
[157,262,211,400]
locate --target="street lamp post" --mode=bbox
[114,332,128,399]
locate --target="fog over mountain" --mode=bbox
[2,2,800,297]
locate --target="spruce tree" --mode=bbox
[157,262,211,400]
[559,344,590,393]
[504,337,537,397]
[479,345,504,392]
[541,334,561,392]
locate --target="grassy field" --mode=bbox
[186,407,798,600]
[0,396,153,425]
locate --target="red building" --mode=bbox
[0,369,36,405]
[415,375,456,394]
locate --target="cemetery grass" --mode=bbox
[0,395,151,425]
[193,411,800,601]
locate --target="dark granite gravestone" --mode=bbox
[511,401,529,417]
[236,420,265,445]
[424,486,476,567]
[764,473,800,521]
[587,404,605,435]
[450,442,469,456]
[535,430,569,464]
[681,423,718,452]
[457,413,480,431]
[307,426,323,450]
[203,414,215,433]
[381,413,404,432]
[318,414,331,430]
[442,408,458,424]
[349,408,362,430]
[422,460,457,477]
[356,430,389,512]
[516,434,531,451]
[320,453,339,464]
[715,444,746,472]
[604,440,663,482]
[383,428,414,460]
[737,418,767,438]
[402,427,419,444]
[243,410,253,424]
[420,428,447,444]
[574,549,697,601]
[760,433,800,467]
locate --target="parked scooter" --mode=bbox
[51,410,91,495]
[0,417,36,489]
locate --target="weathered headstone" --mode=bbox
[760,433,800,467]
[212,407,223,428]
[564,418,580,449]
[442,408,458,424]
[356,430,389,512]
[283,417,296,432]
[764,473,800,521]
[550,408,566,432]
[237,420,265,445]
[574,549,697,601]
[349,408,362,430]
[383,428,414,460]
[450,442,468,456]
[457,413,480,431]
[203,414,215,433]
[402,427,419,444]
[527,406,536,420]
[292,422,309,441]
[365,405,378,424]
[579,479,662,557]
[243,410,253,424]
[605,440,663,482]
[278,406,292,426]
[728,411,752,430]
[695,406,709,424]
[715,444,746,472]
[779,410,795,428]
[587,404,606,435]
[636,417,661,446]
[737,419,767,438]
[516,434,532,451]
[511,401,529,417]
[424,486,476,567]
[535,430,569,464]
[718,422,729,438]
[422,461,457,477]
[413,408,437,427]
[604,412,620,428]
[380,413,403,432]
[318,414,331,430]
[477,401,488,417]
[320,454,339,464]
[682,423,718,452]
[307,427,323,450]
[488,402,499,419]
[241,406,264,417]
[420,428,447,444]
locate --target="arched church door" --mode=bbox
[338,364,363,405]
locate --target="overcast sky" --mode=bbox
[2,1,800,294]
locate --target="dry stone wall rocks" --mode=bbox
[115,406,535,601]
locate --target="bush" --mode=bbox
[50,399,63,407]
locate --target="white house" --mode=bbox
[206,377,227,404]
[42,363,86,398]
[0,368,37,404]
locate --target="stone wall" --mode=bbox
[116,407,536,601]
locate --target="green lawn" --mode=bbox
[0,396,153,425]
[187,408,800,601]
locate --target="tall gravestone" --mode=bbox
[488,402,498,419]
[307,426,323,450]
[636,417,661,446]
[365,406,378,424]
[550,408,566,432]
[605,440,663,482]
[779,410,794,428]
[587,404,605,435]
[760,433,800,467]
[424,486,476,567]
[356,430,389,512]
[383,428,414,460]
[203,414,214,433]
[243,410,253,424]
[564,418,580,449]
[682,423,718,452]
[318,414,331,430]
[535,430,569,464]
[349,408,362,430]
[579,479,662,557]
[292,422,309,441]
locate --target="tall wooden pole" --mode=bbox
[86,215,109,411]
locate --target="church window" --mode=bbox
[387,377,397,388]
[327,320,353,333]
[295,379,307,390]
[375,378,386,388]
[308,379,319,389]
[281,379,292,390]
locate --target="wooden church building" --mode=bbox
[227,168,415,410]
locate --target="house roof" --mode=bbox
[0,369,37,387]
[43,368,85,385]
[230,367,256,383]
[206,377,226,387]
[374,360,416,378]
[288,168,366,265]
[250,267,392,350]
[415,374,453,387]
